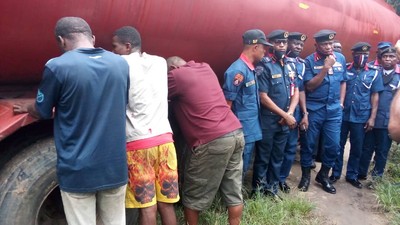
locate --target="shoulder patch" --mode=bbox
[255,66,264,76]
[233,74,244,86]
[367,64,378,70]
[36,90,44,103]
[297,57,305,63]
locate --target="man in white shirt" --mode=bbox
[112,26,179,225]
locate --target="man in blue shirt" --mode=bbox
[302,30,347,194]
[279,32,309,193]
[14,17,129,225]
[331,42,383,189]
[223,29,272,178]
[368,41,393,68]
[252,30,299,196]
[359,47,400,179]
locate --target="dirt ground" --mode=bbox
[285,141,389,225]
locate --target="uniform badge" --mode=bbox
[300,34,307,41]
[252,39,257,44]
[362,45,368,51]
[284,32,289,38]
[314,66,323,69]
[328,34,334,40]
[36,90,44,103]
[272,74,282,79]
[288,71,295,78]
[233,74,244,86]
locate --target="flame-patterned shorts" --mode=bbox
[125,142,180,208]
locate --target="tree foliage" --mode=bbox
[386,0,400,15]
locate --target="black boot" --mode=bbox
[315,164,336,194]
[298,167,311,192]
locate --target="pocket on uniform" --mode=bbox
[271,78,285,95]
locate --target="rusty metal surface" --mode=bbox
[0,100,38,141]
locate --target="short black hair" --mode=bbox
[55,17,92,40]
[114,26,142,50]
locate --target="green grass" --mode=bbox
[173,192,319,225]
[375,143,400,225]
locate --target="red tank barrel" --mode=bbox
[0,0,399,85]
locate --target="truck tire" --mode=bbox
[0,137,67,225]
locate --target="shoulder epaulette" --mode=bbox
[262,56,272,63]
[285,57,296,63]
[367,64,379,70]
[297,57,305,63]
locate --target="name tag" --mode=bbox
[272,74,282,79]
[314,66,323,69]
[347,72,354,76]
[245,80,255,87]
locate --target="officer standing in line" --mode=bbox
[252,30,299,196]
[301,30,347,194]
[279,32,309,193]
[333,40,343,53]
[368,42,393,67]
[359,47,400,180]
[223,29,273,178]
[330,42,383,188]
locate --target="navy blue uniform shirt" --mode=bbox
[256,56,298,130]
[343,63,384,123]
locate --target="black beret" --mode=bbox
[266,29,289,41]
[380,47,397,56]
[351,42,371,52]
[288,32,307,41]
[242,29,273,46]
[313,29,336,42]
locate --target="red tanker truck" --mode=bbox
[1,0,399,224]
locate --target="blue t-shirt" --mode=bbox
[36,48,129,192]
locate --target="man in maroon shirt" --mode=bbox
[167,56,244,225]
